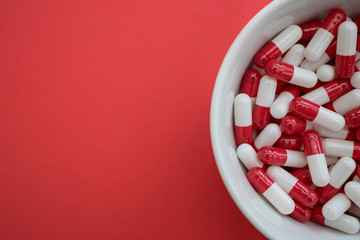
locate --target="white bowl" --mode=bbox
[210,0,360,239]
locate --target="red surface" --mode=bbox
[0,0,270,239]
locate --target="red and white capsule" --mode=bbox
[323,138,360,160]
[253,123,282,151]
[239,69,261,108]
[290,202,312,223]
[234,94,253,145]
[236,144,264,170]
[345,107,360,128]
[314,125,356,141]
[280,116,313,135]
[322,193,352,221]
[282,44,305,67]
[335,21,358,79]
[253,75,277,129]
[253,25,302,68]
[265,60,317,88]
[316,157,356,204]
[247,167,295,215]
[274,133,303,151]
[258,146,307,168]
[303,130,329,187]
[301,79,352,106]
[304,9,346,62]
[266,166,318,207]
[325,89,360,115]
[316,65,336,82]
[290,97,345,132]
[345,181,360,208]
[270,84,301,119]
[301,39,337,72]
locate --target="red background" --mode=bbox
[0,0,271,239]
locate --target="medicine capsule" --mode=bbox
[316,65,336,82]
[304,9,346,62]
[258,146,307,168]
[234,94,253,145]
[290,97,345,132]
[274,133,302,150]
[322,193,352,220]
[311,205,360,234]
[282,44,305,67]
[345,107,360,128]
[323,138,360,160]
[236,144,264,170]
[316,157,356,204]
[345,181,360,208]
[280,116,313,135]
[247,167,295,215]
[314,125,356,141]
[350,71,360,88]
[270,84,301,119]
[239,69,261,108]
[335,21,358,79]
[253,75,277,129]
[267,166,318,207]
[253,123,282,151]
[253,25,302,68]
[325,89,360,115]
[301,40,337,72]
[265,60,317,88]
[299,20,322,42]
[290,202,312,222]
[301,79,352,106]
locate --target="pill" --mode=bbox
[322,193,352,220]
[253,25,302,68]
[253,123,281,151]
[345,107,360,128]
[236,144,264,170]
[299,20,322,42]
[325,89,360,115]
[314,124,356,141]
[253,75,277,129]
[270,84,301,119]
[234,94,253,145]
[247,167,295,215]
[303,130,330,187]
[345,181,360,208]
[316,65,336,83]
[323,138,360,160]
[312,205,360,234]
[290,201,312,222]
[265,60,317,88]
[300,40,337,72]
[281,44,305,67]
[301,79,352,106]
[267,166,318,207]
[274,133,302,150]
[304,9,346,62]
[350,71,360,88]
[335,21,358,79]
[239,69,261,108]
[290,97,345,131]
[316,157,356,204]
[258,146,307,168]
[280,116,313,135]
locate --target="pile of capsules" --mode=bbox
[234,9,360,235]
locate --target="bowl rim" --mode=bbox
[209,0,290,239]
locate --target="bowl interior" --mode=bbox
[210,0,360,239]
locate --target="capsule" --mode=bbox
[280,116,313,135]
[315,157,356,204]
[301,40,337,72]
[314,125,356,141]
[345,181,360,208]
[322,193,352,221]
[303,130,330,187]
[290,97,345,131]
[267,166,318,207]
[258,146,307,168]
[345,107,360,128]
[236,144,264,170]
[253,75,277,129]
[316,65,336,83]
[301,79,352,106]
[265,60,317,88]
[350,71,360,88]
[253,123,282,151]
[247,167,295,215]
[239,69,261,107]
[290,201,312,222]
[281,44,305,67]
[299,21,322,42]
[270,85,301,119]
[335,21,358,79]
[311,205,360,234]
[325,89,360,115]
[234,94,253,145]
[304,9,346,62]
[274,133,302,150]
[323,138,360,160]
[253,25,302,68]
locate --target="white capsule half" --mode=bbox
[325,213,360,234]
[270,91,294,119]
[234,94,252,127]
[236,144,263,170]
[272,25,303,54]
[323,138,355,158]
[305,28,334,62]
[262,182,295,215]
[266,166,298,193]
[302,86,330,105]
[255,75,277,107]
[329,157,356,189]
[336,21,357,56]
[331,89,360,115]
[350,71,360,89]
[323,193,352,220]
[307,153,330,187]
[314,125,352,140]
[345,181,360,208]
[317,65,336,82]
[253,123,281,150]
[282,44,305,66]
[300,54,331,72]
